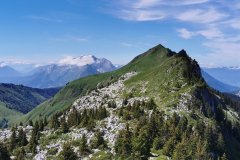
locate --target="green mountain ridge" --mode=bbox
[0,83,60,127]
[19,45,203,122]
[5,44,240,160]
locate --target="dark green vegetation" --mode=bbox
[2,44,240,159]
[114,99,239,160]
[0,83,59,127]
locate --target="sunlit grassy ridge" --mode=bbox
[18,44,204,123]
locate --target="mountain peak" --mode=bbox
[58,55,100,67]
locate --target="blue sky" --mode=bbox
[0,0,240,67]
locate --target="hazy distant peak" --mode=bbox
[0,62,7,67]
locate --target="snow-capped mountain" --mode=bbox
[58,55,116,73]
[1,55,117,88]
[236,91,240,97]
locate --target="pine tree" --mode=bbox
[172,136,191,160]
[39,119,44,131]
[44,116,48,126]
[50,113,60,129]
[162,136,177,157]
[132,125,151,159]
[67,107,80,127]
[60,143,77,160]
[221,153,228,160]
[18,128,28,146]
[217,133,225,155]
[0,143,11,160]
[9,127,17,151]
[34,121,39,133]
[61,118,69,133]
[29,120,33,126]
[79,134,88,155]
[15,147,26,160]
[115,124,132,158]
[92,130,107,149]
[29,121,40,154]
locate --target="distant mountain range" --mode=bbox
[201,70,240,93]
[0,55,116,88]
[203,67,240,87]
[1,55,240,96]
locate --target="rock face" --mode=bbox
[69,72,148,148]
[5,72,150,160]
[73,72,139,110]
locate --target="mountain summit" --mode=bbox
[58,55,115,72]
[2,44,240,160]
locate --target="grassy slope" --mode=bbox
[19,44,203,123]
[0,102,23,127]
[17,44,240,159]
[0,83,60,114]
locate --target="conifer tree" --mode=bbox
[29,121,40,154]
[9,127,17,151]
[44,116,48,126]
[19,122,23,126]
[61,118,69,133]
[60,143,77,160]
[0,143,11,160]
[15,147,25,160]
[221,153,228,160]
[29,120,33,126]
[18,128,28,146]
[50,113,60,129]
[79,134,88,155]
[92,130,107,149]
[67,107,80,127]
[132,125,151,159]
[39,119,44,131]
[115,124,132,157]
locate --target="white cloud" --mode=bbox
[117,9,165,21]
[107,0,240,67]
[0,62,7,67]
[228,19,240,29]
[121,42,134,47]
[58,55,95,67]
[177,27,223,39]
[69,36,89,42]
[133,0,160,8]
[197,27,223,39]
[177,8,228,24]
[177,28,195,39]
[236,2,240,9]
[198,41,240,66]
[133,0,209,8]
[50,35,89,42]
[26,15,63,23]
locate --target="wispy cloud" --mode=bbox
[105,0,240,67]
[176,8,228,24]
[177,28,195,39]
[178,27,223,40]
[50,35,89,42]
[121,42,134,47]
[26,15,63,23]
